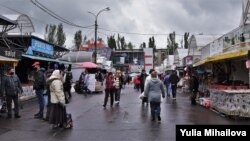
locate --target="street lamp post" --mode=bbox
[88,7,110,63]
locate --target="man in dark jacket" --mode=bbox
[2,67,23,118]
[169,71,179,100]
[189,72,199,105]
[32,61,46,119]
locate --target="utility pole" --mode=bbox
[88,7,110,63]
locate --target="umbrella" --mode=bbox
[76,62,98,68]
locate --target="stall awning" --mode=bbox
[193,50,248,67]
[0,55,19,63]
[22,54,73,65]
[193,58,211,67]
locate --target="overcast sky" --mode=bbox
[0,0,243,49]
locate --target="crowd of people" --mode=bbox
[1,61,73,129]
[1,62,200,126]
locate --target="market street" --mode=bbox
[0,85,249,141]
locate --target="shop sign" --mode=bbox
[31,38,54,55]
[0,47,22,59]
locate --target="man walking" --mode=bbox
[2,67,23,118]
[169,71,179,100]
[32,61,46,119]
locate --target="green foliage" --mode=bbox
[140,42,146,49]
[184,32,189,49]
[45,23,66,47]
[166,32,178,55]
[45,24,56,44]
[74,30,82,51]
[56,23,66,46]
[148,36,156,49]
[120,36,126,50]
[107,35,117,50]
[127,42,133,50]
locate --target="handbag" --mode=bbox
[64,113,73,129]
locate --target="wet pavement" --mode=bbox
[0,85,249,141]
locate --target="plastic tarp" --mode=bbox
[60,51,93,63]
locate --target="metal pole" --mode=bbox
[94,19,97,63]
[88,7,110,64]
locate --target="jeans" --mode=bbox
[6,95,19,116]
[114,88,121,102]
[171,84,177,98]
[103,88,114,106]
[149,101,161,119]
[35,89,44,116]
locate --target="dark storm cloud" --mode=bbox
[0,0,244,48]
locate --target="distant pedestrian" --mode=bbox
[63,65,73,101]
[189,72,199,105]
[169,71,179,100]
[114,70,123,105]
[1,67,23,119]
[103,72,114,108]
[32,61,46,119]
[163,71,171,97]
[144,70,165,122]
[48,70,67,128]
[139,69,148,93]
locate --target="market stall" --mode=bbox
[209,89,250,118]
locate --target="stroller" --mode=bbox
[74,81,91,94]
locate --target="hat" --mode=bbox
[32,61,40,67]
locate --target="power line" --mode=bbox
[30,0,94,29]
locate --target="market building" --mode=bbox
[189,0,250,118]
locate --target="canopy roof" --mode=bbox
[3,14,35,34]
[0,15,17,25]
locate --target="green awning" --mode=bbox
[22,54,73,65]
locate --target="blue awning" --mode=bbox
[22,54,73,65]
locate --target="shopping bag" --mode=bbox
[64,113,73,129]
[139,92,145,100]
[70,86,75,93]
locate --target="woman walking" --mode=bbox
[144,71,165,122]
[103,72,114,108]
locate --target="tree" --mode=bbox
[74,30,82,51]
[167,32,178,55]
[184,32,189,49]
[45,24,57,44]
[127,42,133,50]
[107,35,117,50]
[120,36,126,50]
[148,36,156,49]
[56,23,66,47]
[45,23,66,47]
[139,42,146,49]
[117,34,121,50]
